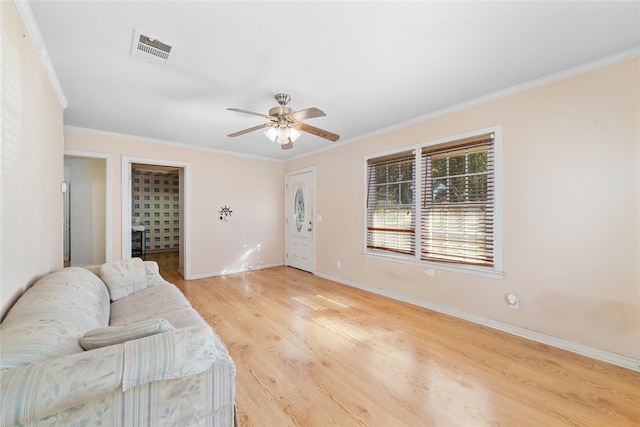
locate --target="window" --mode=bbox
[365,129,502,277]
[366,151,415,255]
[421,134,495,266]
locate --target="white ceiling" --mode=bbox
[27,1,640,161]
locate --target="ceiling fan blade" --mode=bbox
[227,108,272,119]
[288,107,326,121]
[227,122,272,137]
[281,141,294,150]
[291,122,340,142]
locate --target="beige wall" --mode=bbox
[3,0,637,362]
[1,2,65,319]
[64,130,285,277]
[285,58,640,359]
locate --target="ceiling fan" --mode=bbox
[227,93,340,150]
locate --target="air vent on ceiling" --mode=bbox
[131,29,173,64]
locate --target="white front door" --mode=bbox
[286,169,314,272]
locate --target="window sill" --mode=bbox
[364,251,504,280]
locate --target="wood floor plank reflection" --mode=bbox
[148,254,640,427]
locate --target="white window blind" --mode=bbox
[420,133,495,267]
[366,151,415,255]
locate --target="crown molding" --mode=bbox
[362,47,640,143]
[14,0,68,109]
[64,126,285,163]
[291,47,640,162]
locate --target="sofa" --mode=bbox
[0,258,236,427]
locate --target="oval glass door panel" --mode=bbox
[294,186,305,232]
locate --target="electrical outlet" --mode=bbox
[507,293,519,309]
[336,260,341,269]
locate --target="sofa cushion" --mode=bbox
[80,318,175,350]
[98,258,147,301]
[110,284,209,329]
[86,260,169,288]
[0,268,110,370]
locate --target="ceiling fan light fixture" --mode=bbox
[288,127,301,142]
[264,126,301,145]
[264,127,278,142]
[229,93,339,148]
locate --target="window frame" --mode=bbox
[364,126,503,279]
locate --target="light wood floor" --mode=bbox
[147,251,640,426]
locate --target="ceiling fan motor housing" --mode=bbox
[269,106,294,120]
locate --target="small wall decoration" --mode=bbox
[219,205,233,222]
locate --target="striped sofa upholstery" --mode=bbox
[0,260,236,427]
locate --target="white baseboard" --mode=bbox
[189,262,284,280]
[315,272,640,372]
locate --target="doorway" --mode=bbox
[63,150,112,267]
[285,168,315,272]
[122,157,190,279]
[131,164,181,255]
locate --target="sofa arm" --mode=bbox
[0,345,123,426]
[0,326,218,426]
[122,325,217,391]
[143,260,172,287]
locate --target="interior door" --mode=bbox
[286,170,314,272]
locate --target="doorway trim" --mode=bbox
[64,149,113,263]
[285,166,316,273]
[122,156,191,279]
